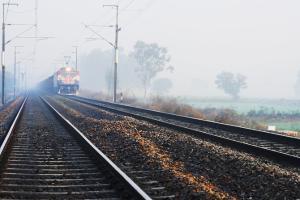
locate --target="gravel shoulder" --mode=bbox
[0,97,24,138]
[47,95,300,200]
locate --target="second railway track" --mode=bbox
[67,95,300,167]
[0,95,151,199]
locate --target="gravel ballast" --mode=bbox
[47,95,300,199]
[0,97,24,138]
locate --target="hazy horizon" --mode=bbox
[3,0,300,99]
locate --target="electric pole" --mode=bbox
[103,4,120,103]
[1,2,18,105]
[14,46,23,98]
[17,61,21,94]
[73,46,78,71]
[35,0,38,38]
[64,56,71,66]
[21,71,25,92]
[33,0,38,55]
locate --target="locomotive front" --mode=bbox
[54,67,80,95]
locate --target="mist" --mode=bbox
[3,0,300,99]
[79,48,140,94]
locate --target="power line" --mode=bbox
[122,0,157,27]
[35,0,38,38]
[95,0,135,27]
[82,0,136,45]
[6,25,35,44]
[6,8,35,14]
[30,0,38,67]
[120,0,136,12]
[83,23,115,47]
[81,0,134,45]
[5,0,12,21]
[74,1,116,49]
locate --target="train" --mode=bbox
[39,66,80,95]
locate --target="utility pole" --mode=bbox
[1,2,18,105]
[35,0,38,38]
[17,61,21,94]
[103,4,120,103]
[21,71,25,92]
[73,46,78,71]
[64,56,71,66]
[33,0,38,56]
[13,46,23,98]
[21,65,27,92]
[25,70,27,92]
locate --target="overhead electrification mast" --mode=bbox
[103,4,120,103]
[1,2,18,104]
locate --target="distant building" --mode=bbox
[267,125,276,131]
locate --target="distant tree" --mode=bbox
[151,78,173,94]
[215,71,247,100]
[131,41,171,98]
[80,48,139,93]
[166,66,175,73]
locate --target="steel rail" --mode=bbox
[0,96,27,161]
[70,96,300,145]
[67,95,300,167]
[40,96,152,200]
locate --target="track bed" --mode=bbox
[47,95,300,199]
[0,95,147,199]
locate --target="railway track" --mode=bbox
[67,95,300,167]
[0,97,24,141]
[0,95,151,199]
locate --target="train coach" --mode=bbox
[39,66,80,95]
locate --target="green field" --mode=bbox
[185,98,300,114]
[185,98,300,132]
[267,121,300,132]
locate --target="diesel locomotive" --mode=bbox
[39,67,80,95]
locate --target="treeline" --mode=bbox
[80,90,267,131]
[247,108,300,121]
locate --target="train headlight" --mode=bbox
[65,67,72,72]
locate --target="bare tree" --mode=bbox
[151,78,173,95]
[215,71,247,100]
[131,41,171,98]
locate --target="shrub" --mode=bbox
[147,96,205,119]
[79,90,267,131]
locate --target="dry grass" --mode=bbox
[0,97,23,123]
[79,89,112,101]
[146,96,205,119]
[79,89,265,130]
[202,108,267,130]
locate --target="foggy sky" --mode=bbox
[3,0,300,99]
